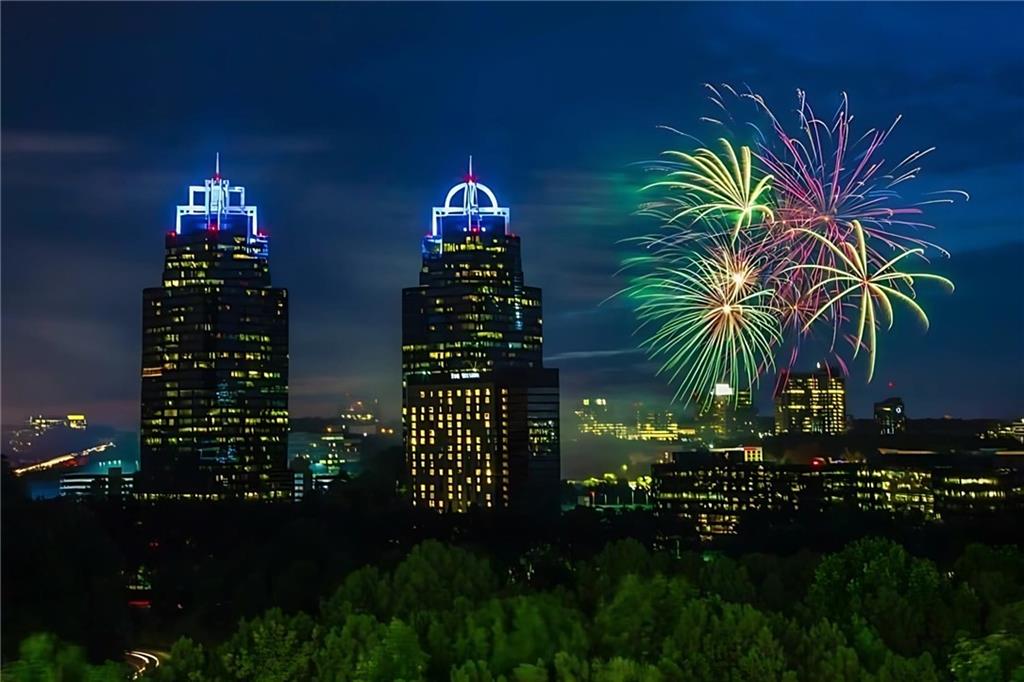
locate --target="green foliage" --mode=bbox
[322,566,392,623]
[594,574,695,660]
[955,545,1024,624]
[4,633,126,682]
[450,659,500,682]
[453,594,589,676]
[390,541,499,616]
[22,539,1023,682]
[218,608,316,681]
[152,637,207,681]
[873,652,942,682]
[312,612,426,681]
[591,658,665,682]
[949,633,1024,682]
[989,600,1024,635]
[575,539,659,607]
[789,619,864,682]
[697,554,757,604]
[658,598,796,681]
[807,537,965,656]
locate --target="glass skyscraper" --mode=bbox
[402,162,560,514]
[774,363,847,436]
[138,158,289,498]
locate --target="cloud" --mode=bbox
[545,348,642,362]
[2,131,121,154]
[232,134,337,155]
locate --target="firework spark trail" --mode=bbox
[784,220,954,381]
[626,244,781,406]
[641,138,774,242]
[621,86,960,405]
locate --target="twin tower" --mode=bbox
[139,160,560,512]
[402,163,560,514]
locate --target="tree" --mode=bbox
[592,658,665,682]
[359,619,427,681]
[790,620,864,682]
[4,633,126,682]
[322,566,392,623]
[874,652,941,682]
[450,660,499,682]
[314,613,387,681]
[452,594,588,677]
[313,613,426,681]
[153,637,208,681]
[954,544,1024,624]
[698,555,756,604]
[575,539,658,608]
[806,537,958,656]
[594,574,695,661]
[218,608,316,681]
[949,633,1024,682]
[390,541,498,617]
[658,598,796,681]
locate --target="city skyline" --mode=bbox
[3,3,1023,430]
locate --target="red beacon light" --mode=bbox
[810,457,826,469]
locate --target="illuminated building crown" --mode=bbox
[431,156,510,236]
[175,153,259,237]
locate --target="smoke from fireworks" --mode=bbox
[623,86,960,407]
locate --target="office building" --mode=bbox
[574,398,696,442]
[651,450,1023,537]
[874,397,907,435]
[402,161,559,513]
[575,398,628,437]
[60,468,135,501]
[774,364,846,435]
[632,406,697,442]
[697,383,757,442]
[138,157,289,498]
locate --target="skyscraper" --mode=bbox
[138,158,289,498]
[402,161,560,514]
[874,397,907,435]
[697,383,757,442]
[774,364,846,435]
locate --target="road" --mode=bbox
[125,649,166,679]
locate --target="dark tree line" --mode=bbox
[8,537,1022,681]
[4,453,1022,680]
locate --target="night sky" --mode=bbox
[2,3,1022,430]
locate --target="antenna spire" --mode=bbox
[215,152,221,178]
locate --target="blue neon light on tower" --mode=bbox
[139,157,289,498]
[402,159,560,515]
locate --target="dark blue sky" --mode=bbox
[2,2,1022,428]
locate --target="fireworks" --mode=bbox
[626,243,781,404]
[622,86,959,406]
[642,139,774,241]
[786,220,954,382]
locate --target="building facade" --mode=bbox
[697,383,757,442]
[874,397,907,435]
[774,364,847,435]
[138,158,289,498]
[402,162,559,513]
[652,450,1024,537]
